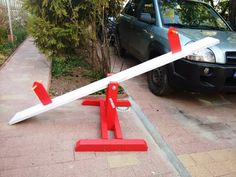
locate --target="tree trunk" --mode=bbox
[229,0,236,31]
[89,23,111,76]
[100,39,111,75]
[209,0,214,7]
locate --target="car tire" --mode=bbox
[147,66,172,96]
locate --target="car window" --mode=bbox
[159,0,230,31]
[123,0,142,17]
[140,0,156,21]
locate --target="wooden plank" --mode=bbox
[8,37,219,125]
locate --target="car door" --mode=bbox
[129,0,157,61]
[117,0,142,51]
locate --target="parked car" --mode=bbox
[116,0,236,96]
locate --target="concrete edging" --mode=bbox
[129,96,191,177]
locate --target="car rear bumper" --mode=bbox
[169,59,236,92]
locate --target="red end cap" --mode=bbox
[168,27,182,53]
[32,81,52,105]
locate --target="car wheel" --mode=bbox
[147,66,172,96]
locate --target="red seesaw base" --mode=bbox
[75,82,148,152]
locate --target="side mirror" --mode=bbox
[139,13,155,24]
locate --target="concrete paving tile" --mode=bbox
[149,158,175,175]
[158,126,187,138]
[228,121,236,129]
[215,130,236,140]
[152,117,180,128]
[222,172,236,177]
[223,160,236,173]
[162,172,181,177]
[63,159,109,177]
[94,151,124,158]
[4,144,48,158]
[0,94,27,101]
[177,154,196,167]
[27,152,52,166]
[0,147,7,158]
[132,166,148,177]
[186,165,213,177]
[0,167,40,177]
[169,141,214,155]
[0,157,22,171]
[11,151,52,169]
[94,169,111,177]
[4,133,54,150]
[63,161,81,177]
[204,162,232,176]
[107,154,140,168]
[74,152,96,161]
[110,166,136,177]
[164,136,184,145]
[190,152,215,164]
[81,158,109,172]
[51,150,75,163]
[38,164,64,177]
[180,134,200,144]
[207,148,236,162]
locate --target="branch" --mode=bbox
[210,0,215,7]
[220,1,229,17]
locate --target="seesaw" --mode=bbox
[8,28,219,151]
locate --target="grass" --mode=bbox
[51,55,103,81]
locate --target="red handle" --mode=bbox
[168,27,182,53]
[32,81,52,105]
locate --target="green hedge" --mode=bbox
[0,26,27,66]
[0,27,7,44]
[0,26,27,52]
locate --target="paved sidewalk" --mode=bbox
[0,38,51,124]
[0,39,180,177]
[112,53,236,177]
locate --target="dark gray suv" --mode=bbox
[116,0,236,95]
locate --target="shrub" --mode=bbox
[52,56,89,78]
[0,27,7,44]
[0,6,8,44]
[0,6,7,28]
[13,26,27,44]
[0,26,27,64]
[24,1,87,59]
[24,0,125,75]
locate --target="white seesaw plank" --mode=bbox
[9,37,219,125]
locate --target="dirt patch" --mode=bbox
[49,66,125,97]
[50,68,95,96]
[49,51,125,97]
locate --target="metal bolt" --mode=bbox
[112,85,117,90]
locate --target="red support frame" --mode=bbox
[75,82,148,152]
